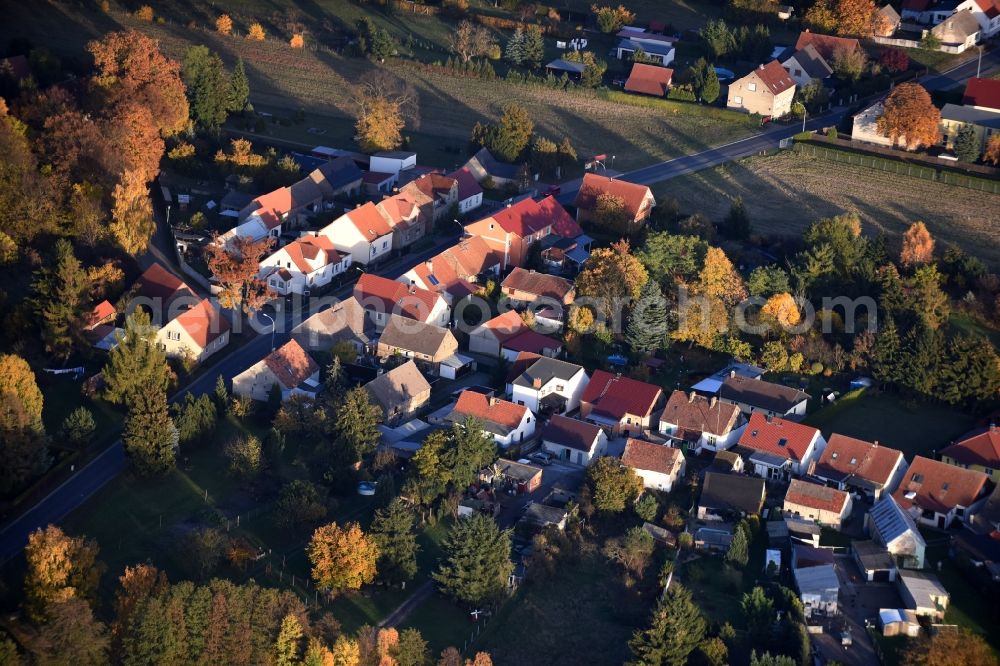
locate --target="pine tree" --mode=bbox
[724,195,751,240]
[274,614,303,666]
[626,279,669,355]
[227,59,250,113]
[504,28,525,66]
[953,124,980,163]
[28,597,108,665]
[122,383,177,475]
[701,65,720,104]
[872,316,902,387]
[900,324,943,397]
[522,27,544,69]
[433,514,513,606]
[725,526,749,568]
[742,586,775,645]
[628,584,706,666]
[370,499,420,585]
[214,374,228,408]
[31,239,89,360]
[335,387,382,462]
[939,334,1000,406]
[103,309,172,405]
[182,46,229,131]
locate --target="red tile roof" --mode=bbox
[815,434,904,488]
[975,0,1000,19]
[345,202,393,241]
[85,300,116,329]
[538,195,583,238]
[452,390,528,430]
[751,59,797,96]
[448,167,484,202]
[264,339,319,389]
[622,438,683,475]
[486,195,577,239]
[941,426,1000,469]
[660,390,742,438]
[582,370,663,420]
[574,174,653,220]
[506,351,542,384]
[282,235,344,274]
[354,274,442,323]
[784,479,850,514]
[738,413,819,462]
[963,77,1000,111]
[541,414,603,452]
[893,456,989,515]
[794,31,861,61]
[480,310,527,342]
[137,263,193,303]
[412,236,500,293]
[173,298,230,348]
[624,63,674,97]
[502,329,563,355]
[249,187,293,229]
[501,268,575,301]
[409,173,456,198]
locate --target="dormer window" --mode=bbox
[849,457,857,465]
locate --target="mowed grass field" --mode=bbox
[651,150,1000,267]
[3,2,757,172]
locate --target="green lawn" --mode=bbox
[401,592,473,658]
[681,556,745,627]
[804,390,975,458]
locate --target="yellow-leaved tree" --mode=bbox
[216,14,233,35]
[900,221,934,268]
[24,525,103,622]
[110,169,155,256]
[248,22,266,41]
[761,292,802,331]
[308,522,378,594]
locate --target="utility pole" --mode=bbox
[978,46,983,78]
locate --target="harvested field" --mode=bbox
[652,149,1000,266]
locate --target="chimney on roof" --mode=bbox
[766,414,773,424]
[688,391,696,403]
[758,63,764,69]
[710,396,717,408]
[730,370,736,378]
[532,377,542,389]
[991,423,996,432]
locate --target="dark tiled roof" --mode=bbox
[700,472,765,514]
[541,415,603,452]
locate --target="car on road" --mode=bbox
[529,451,553,466]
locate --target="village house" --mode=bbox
[375,314,459,376]
[447,390,535,448]
[290,297,373,354]
[398,172,458,225]
[875,4,903,35]
[363,171,395,196]
[780,43,833,88]
[154,298,231,363]
[500,330,563,362]
[697,472,766,520]
[508,356,589,415]
[658,390,746,454]
[963,76,1000,111]
[794,30,862,61]
[726,60,796,118]
[258,233,352,296]
[353,274,450,330]
[893,455,990,528]
[941,425,1000,482]
[573,173,656,234]
[232,339,320,401]
[812,434,908,500]
[401,235,500,304]
[500,268,575,308]
[223,187,292,245]
[448,167,484,215]
[866,495,927,570]
[579,370,663,438]
[319,202,394,266]
[311,155,364,199]
[84,300,116,332]
[783,479,853,529]
[133,263,196,326]
[719,374,809,418]
[364,360,432,425]
[954,0,1000,38]
[737,413,825,481]
[853,540,898,583]
[690,361,765,393]
[482,458,542,494]
[540,415,608,466]
[852,99,896,147]
[624,62,674,97]
[468,310,527,357]
[464,196,582,270]
[614,28,676,66]
[897,570,950,620]
[369,150,417,184]
[621,438,686,492]
[376,193,427,252]
[462,147,521,189]
[931,9,981,52]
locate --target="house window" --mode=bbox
[734,95,743,104]
[555,384,564,392]
[269,279,277,287]
[707,435,717,446]
[748,82,757,92]
[794,68,802,77]
[382,241,388,249]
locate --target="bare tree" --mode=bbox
[448,20,495,63]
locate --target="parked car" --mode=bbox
[529,451,553,466]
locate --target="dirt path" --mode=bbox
[379,579,436,628]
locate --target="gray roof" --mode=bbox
[467,147,520,181]
[496,458,542,483]
[312,156,364,191]
[291,297,373,351]
[898,570,949,609]
[378,314,455,358]
[220,190,255,211]
[786,44,833,80]
[719,375,809,413]
[546,58,586,74]
[616,38,674,57]
[941,103,1000,130]
[794,564,840,601]
[374,150,417,160]
[869,496,925,547]
[364,360,431,412]
[700,472,765,515]
[853,539,895,571]
[932,9,980,42]
[512,357,585,388]
[524,502,567,526]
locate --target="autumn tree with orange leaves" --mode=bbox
[24,525,103,622]
[900,221,935,268]
[877,82,941,150]
[761,292,802,333]
[110,169,155,255]
[248,22,266,41]
[985,134,1000,165]
[834,0,876,36]
[308,522,378,594]
[205,234,275,313]
[575,239,649,319]
[110,564,167,653]
[696,247,747,307]
[104,102,164,182]
[216,14,233,35]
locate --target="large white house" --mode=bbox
[319,202,394,265]
[154,297,231,363]
[259,233,352,295]
[508,357,589,415]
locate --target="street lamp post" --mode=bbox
[978,45,983,77]
[259,311,275,351]
[801,106,807,134]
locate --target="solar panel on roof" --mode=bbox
[428,275,439,286]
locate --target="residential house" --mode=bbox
[232,339,320,401]
[794,564,840,619]
[540,415,608,465]
[464,196,581,269]
[573,173,656,233]
[483,458,542,493]
[401,235,501,304]
[500,330,563,362]
[580,370,663,437]
[614,29,676,66]
[224,187,292,245]
[376,193,427,252]
[84,300,116,331]
[783,479,853,529]
[545,59,586,81]
[954,0,1000,38]
[448,167,485,215]
[319,202,394,266]
[508,357,589,415]
[690,361,765,394]
[658,390,746,454]
[893,455,990,528]
[469,310,527,357]
[812,434,908,500]
[375,314,459,375]
[447,390,535,448]
[134,263,196,326]
[154,298,231,363]
[621,438,686,492]
[963,76,1000,110]
[500,268,575,308]
[290,296,373,353]
[369,151,416,184]
[697,472,766,520]
[462,147,521,189]
[258,233,352,296]
[311,156,364,199]
[624,63,674,97]
[901,0,952,24]
[931,9,981,51]
[780,44,833,88]
[523,503,569,529]
[364,360,432,425]
[737,413,825,481]
[897,571,950,620]
[875,4,903,35]
[353,274,450,330]
[726,60,796,118]
[941,425,1000,482]
[940,103,1000,155]
[866,495,927,570]
[363,171,395,196]
[719,375,809,418]
[853,540,898,582]
[852,99,895,147]
[794,31,862,61]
